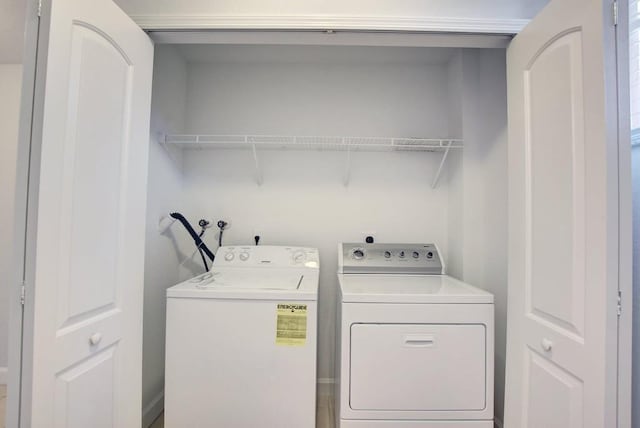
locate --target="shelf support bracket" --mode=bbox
[431,140,452,188]
[251,142,263,186]
[159,133,183,168]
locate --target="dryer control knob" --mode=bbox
[239,252,250,261]
[292,250,306,263]
[352,249,365,260]
[384,251,392,259]
[224,252,235,261]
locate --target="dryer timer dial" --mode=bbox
[351,248,365,260]
[292,250,306,263]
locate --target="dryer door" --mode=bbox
[350,323,486,411]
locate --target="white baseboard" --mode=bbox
[0,367,7,384]
[317,377,334,397]
[142,389,164,428]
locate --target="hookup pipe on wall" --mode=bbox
[169,212,215,262]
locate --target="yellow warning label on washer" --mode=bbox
[276,303,307,346]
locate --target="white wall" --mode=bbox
[446,52,464,280]
[114,0,548,21]
[447,49,509,423]
[178,46,455,386]
[0,64,22,383]
[141,45,189,427]
[184,46,452,137]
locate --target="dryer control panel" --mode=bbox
[214,245,319,269]
[339,243,444,275]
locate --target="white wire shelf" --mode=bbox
[163,134,463,152]
[162,134,463,187]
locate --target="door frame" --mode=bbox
[616,0,633,426]
[7,0,50,425]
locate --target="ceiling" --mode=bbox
[0,0,27,63]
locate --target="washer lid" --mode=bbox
[168,268,318,300]
[338,274,493,304]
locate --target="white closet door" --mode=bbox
[23,0,153,426]
[504,0,623,427]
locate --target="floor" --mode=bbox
[0,384,6,428]
[150,394,334,428]
[0,385,333,428]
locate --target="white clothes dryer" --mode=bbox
[165,245,319,428]
[335,243,494,428]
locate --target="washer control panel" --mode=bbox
[339,243,443,274]
[214,245,319,269]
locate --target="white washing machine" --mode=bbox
[165,245,319,428]
[335,243,494,428]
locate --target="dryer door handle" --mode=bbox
[403,335,435,348]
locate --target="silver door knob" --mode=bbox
[541,338,553,352]
[89,333,102,346]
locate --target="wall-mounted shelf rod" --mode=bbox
[162,134,463,187]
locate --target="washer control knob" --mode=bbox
[412,251,420,259]
[398,251,405,258]
[384,251,392,259]
[190,272,213,283]
[239,251,250,261]
[352,249,365,260]
[292,250,306,263]
[224,252,235,261]
[426,251,434,259]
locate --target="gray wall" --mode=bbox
[0,0,26,64]
[447,49,508,423]
[632,143,639,428]
[141,45,193,426]
[0,64,22,382]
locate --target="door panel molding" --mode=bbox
[523,29,586,340]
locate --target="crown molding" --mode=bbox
[129,15,529,35]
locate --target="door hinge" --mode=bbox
[617,290,622,316]
[20,281,26,306]
[613,0,619,26]
[37,0,42,17]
